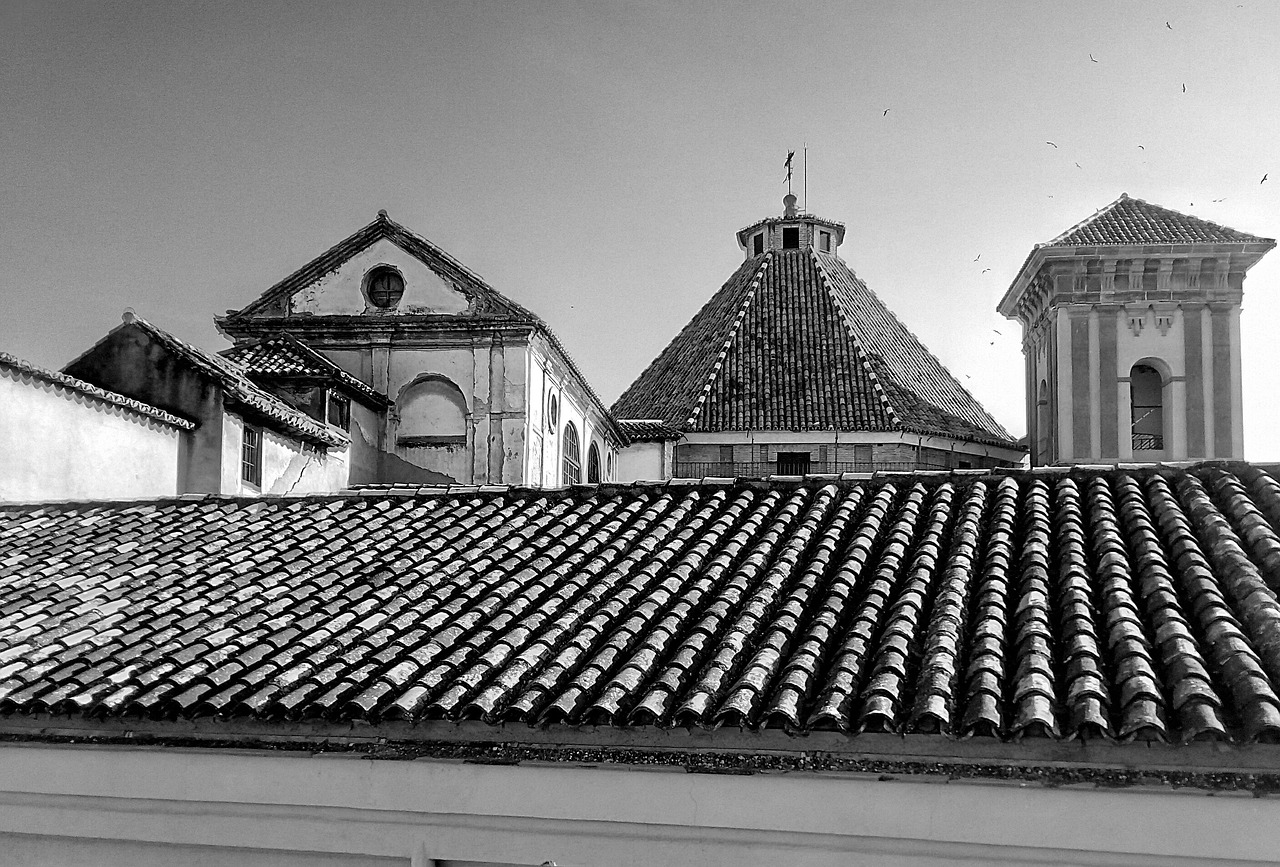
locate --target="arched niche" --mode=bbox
[1036,379,1050,465]
[397,375,468,447]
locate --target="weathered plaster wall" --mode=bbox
[219,412,349,495]
[0,744,1277,867]
[346,402,383,486]
[0,369,181,501]
[291,239,469,316]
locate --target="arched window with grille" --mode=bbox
[562,422,581,484]
[587,442,601,483]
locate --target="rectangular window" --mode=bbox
[752,233,764,255]
[776,451,810,475]
[241,424,262,487]
[327,392,351,430]
[819,231,831,253]
[782,227,800,249]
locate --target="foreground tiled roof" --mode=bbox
[612,249,1014,446]
[222,333,389,408]
[1046,194,1273,247]
[0,352,193,430]
[4,463,1280,747]
[66,316,346,448]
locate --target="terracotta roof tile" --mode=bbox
[222,334,389,408]
[612,249,1013,446]
[4,464,1280,744]
[1047,194,1274,247]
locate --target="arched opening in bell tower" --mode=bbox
[1130,362,1166,454]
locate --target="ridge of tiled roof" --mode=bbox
[613,247,1014,446]
[66,316,347,448]
[224,211,538,323]
[0,352,194,430]
[616,419,685,442]
[4,462,1280,747]
[1045,193,1275,248]
[222,333,389,408]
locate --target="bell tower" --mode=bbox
[999,194,1274,465]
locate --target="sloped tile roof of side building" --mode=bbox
[5,463,1280,788]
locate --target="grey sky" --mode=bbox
[3,1,1278,453]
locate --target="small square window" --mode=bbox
[782,227,800,249]
[241,425,262,487]
[752,233,764,255]
[819,231,831,253]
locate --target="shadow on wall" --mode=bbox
[379,449,456,485]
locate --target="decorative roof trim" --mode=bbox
[810,251,902,428]
[684,252,772,428]
[0,352,194,430]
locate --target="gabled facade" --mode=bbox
[614,194,1023,478]
[217,210,624,486]
[1000,194,1276,466]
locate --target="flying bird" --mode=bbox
[1046,141,1058,148]
[1075,162,1082,168]
[1182,83,1186,92]
[883,108,890,116]
[1212,198,1227,202]
[974,254,981,262]
[993,329,1002,335]
[982,268,991,273]
[1166,21,1173,29]
[1090,53,1099,62]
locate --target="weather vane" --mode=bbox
[784,151,795,194]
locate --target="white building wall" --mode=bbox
[615,440,672,482]
[0,368,182,501]
[0,744,1276,867]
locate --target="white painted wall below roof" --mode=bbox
[0,368,181,501]
[0,743,1276,867]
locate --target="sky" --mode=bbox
[2,0,1278,455]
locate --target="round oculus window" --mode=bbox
[548,394,559,430]
[366,266,405,309]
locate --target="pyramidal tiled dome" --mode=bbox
[613,202,1014,447]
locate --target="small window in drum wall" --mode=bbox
[819,231,831,253]
[753,233,764,255]
[782,227,800,249]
